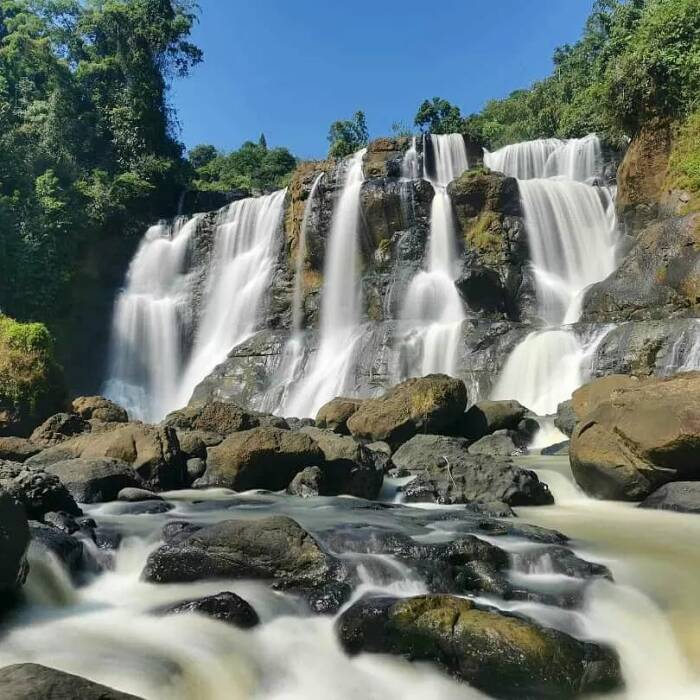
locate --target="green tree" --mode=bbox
[327,110,369,159]
[188,144,218,169]
[414,97,464,134]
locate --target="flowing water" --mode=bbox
[396,134,469,379]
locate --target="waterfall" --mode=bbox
[103,216,201,422]
[280,149,367,418]
[489,135,618,421]
[178,190,287,408]
[104,191,286,422]
[397,134,468,378]
[401,136,420,180]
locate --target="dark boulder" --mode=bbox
[29,522,85,577]
[640,482,700,514]
[117,487,162,502]
[287,466,327,498]
[158,591,259,628]
[468,430,525,457]
[555,400,577,437]
[0,491,30,601]
[46,458,140,503]
[30,413,90,447]
[459,400,528,441]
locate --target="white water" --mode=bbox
[663,319,700,374]
[401,136,420,180]
[397,134,468,378]
[280,150,367,418]
[104,216,201,422]
[489,135,619,423]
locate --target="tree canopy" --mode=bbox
[327,110,369,159]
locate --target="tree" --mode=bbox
[258,132,267,150]
[188,144,218,169]
[327,110,369,159]
[414,97,464,134]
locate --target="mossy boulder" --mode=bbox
[315,397,364,434]
[337,594,621,699]
[0,316,66,438]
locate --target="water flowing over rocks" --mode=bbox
[337,595,622,699]
[158,591,260,629]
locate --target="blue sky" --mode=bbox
[171,1,594,160]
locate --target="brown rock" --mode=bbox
[71,396,129,423]
[315,397,364,434]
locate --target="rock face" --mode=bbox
[199,427,323,491]
[27,423,186,491]
[0,461,80,518]
[29,413,90,447]
[347,375,468,449]
[337,595,621,699]
[0,663,143,700]
[640,482,700,514]
[159,592,259,628]
[314,397,364,434]
[570,373,700,500]
[45,458,140,503]
[71,395,129,423]
[143,516,349,611]
[0,492,30,601]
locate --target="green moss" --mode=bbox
[0,315,66,435]
[666,110,700,214]
[464,212,503,264]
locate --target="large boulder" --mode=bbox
[347,375,467,449]
[0,461,80,519]
[29,413,90,447]
[0,491,30,601]
[314,397,364,434]
[300,426,383,499]
[158,591,259,628]
[394,435,552,506]
[0,663,143,699]
[45,458,140,503]
[287,466,327,498]
[143,516,349,612]
[70,396,129,423]
[639,482,700,514]
[459,400,528,441]
[164,401,288,436]
[555,400,577,437]
[0,316,66,438]
[337,595,621,699]
[0,437,41,463]
[199,427,323,491]
[570,372,700,500]
[468,430,524,457]
[27,423,186,491]
[571,375,641,421]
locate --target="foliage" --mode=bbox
[666,109,700,212]
[327,110,369,159]
[190,140,297,194]
[390,120,414,137]
[0,0,202,323]
[414,97,464,134]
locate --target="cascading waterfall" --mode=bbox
[104,191,286,422]
[397,134,468,378]
[103,216,201,422]
[177,190,287,408]
[490,135,618,420]
[279,149,367,418]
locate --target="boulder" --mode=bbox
[541,440,570,456]
[70,396,129,423]
[29,413,90,447]
[158,591,259,628]
[27,423,186,491]
[117,487,162,502]
[199,427,323,491]
[393,436,552,506]
[639,482,700,514]
[143,516,349,612]
[468,430,524,457]
[176,430,221,460]
[0,663,143,699]
[287,466,327,498]
[0,491,30,600]
[570,373,700,500]
[0,437,41,463]
[29,522,85,577]
[337,595,621,699]
[315,397,364,434]
[571,375,641,422]
[186,458,206,482]
[46,459,140,503]
[347,375,467,449]
[0,461,80,518]
[164,401,288,436]
[555,400,577,437]
[459,400,528,441]
[300,426,383,499]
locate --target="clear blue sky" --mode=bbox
[171,1,594,160]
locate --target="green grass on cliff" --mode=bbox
[667,109,700,213]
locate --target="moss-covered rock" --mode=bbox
[337,594,621,699]
[362,137,410,179]
[0,316,66,437]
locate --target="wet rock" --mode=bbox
[118,500,173,515]
[43,511,83,534]
[29,522,85,577]
[468,430,524,457]
[117,487,162,502]
[0,437,41,463]
[27,423,186,492]
[541,440,570,456]
[300,427,383,499]
[46,458,140,503]
[143,515,350,612]
[392,434,469,473]
[71,395,129,423]
[459,400,528,441]
[287,466,327,498]
[0,663,143,699]
[512,546,611,581]
[365,441,393,473]
[0,461,80,518]
[337,595,622,699]
[165,401,288,436]
[315,397,364,434]
[29,412,90,447]
[186,458,206,481]
[0,491,30,601]
[158,591,259,628]
[555,400,577,437]
[640,482,700,514]
[570,372,700,500]
[199,427,323,491]
[347,375,468,449]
